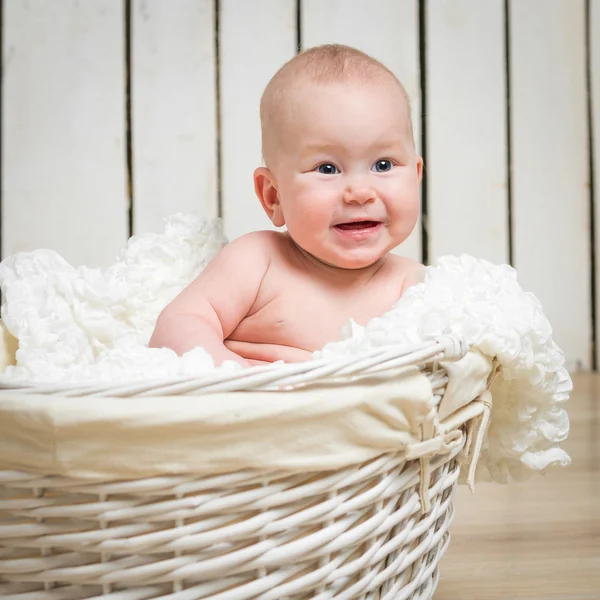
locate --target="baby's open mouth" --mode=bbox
[334,220,380,231]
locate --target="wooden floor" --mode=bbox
[435,372,599,599]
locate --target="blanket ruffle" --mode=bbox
[0,214,232,382]
[316,254,572,483]
[0,214,571,483]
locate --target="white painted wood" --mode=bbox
[219,0,296,241]
[2,0,128,268]
[131,0,218,234]
[302,0,422,262]
[510,0,590,370]
[427,0,508,265]
[592,0,600,368]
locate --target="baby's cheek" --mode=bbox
[298,194,332,222]
[285,201,322,237]
[392,181,420,211]
[387,190,419,233]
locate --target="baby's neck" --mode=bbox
[289,236,388,286]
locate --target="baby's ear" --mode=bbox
[415,155,424,183]
[254,167,285,227]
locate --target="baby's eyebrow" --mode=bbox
[301,139,405,153]
[368,132,411,148]
[371,140,406,151]
[295,136,412,162]
[300,142,339,154]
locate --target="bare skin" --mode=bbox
[150,55,424,367]
[149,231,423,367]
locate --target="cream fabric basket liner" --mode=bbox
[0,367,445,481]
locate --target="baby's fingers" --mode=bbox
[224,340,313,364]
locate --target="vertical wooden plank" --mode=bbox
[131,0,218,234]
[592,0,600,368]
[220,0,296,241]
[427,0,508,264]
[510,0,590,370]
[2,0,128,267]
[301,0,422,262]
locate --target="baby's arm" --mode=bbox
[149,232,271,367]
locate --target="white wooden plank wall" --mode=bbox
[2,0,129,267]
[427,0,509,265]
[301,0,422,262]
[131,0,218,234]
[510,0,590,370]
[593,0,600,368]
[1,1,598,371]
[219,0,296,242]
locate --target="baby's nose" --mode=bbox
[343,183,376,204]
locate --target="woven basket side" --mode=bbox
[0,438,463,600]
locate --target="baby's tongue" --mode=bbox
[336,221,377,230]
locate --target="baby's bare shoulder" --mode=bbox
[385,254,424,275]
[384,254,426,292]
[217,230,286,264]
[227,229,282,251]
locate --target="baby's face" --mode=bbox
[266,79,422,269]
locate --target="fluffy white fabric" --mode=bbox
[0,213,571,482]
[316,255,572,483]
[0,214,235,382]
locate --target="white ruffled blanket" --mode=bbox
[0,214,571,483]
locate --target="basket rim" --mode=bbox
[0,334,468,397]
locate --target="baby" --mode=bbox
[149,44,424,367]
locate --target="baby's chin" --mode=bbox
[331,256,388,270]
[286,234,390,270]
[310,248,389,271]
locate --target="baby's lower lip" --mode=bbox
[333,221,382,238]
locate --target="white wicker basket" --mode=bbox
[0,335,491,600]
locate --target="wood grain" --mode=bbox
[219,0,296,241]
[427,0,509,264]
[509,0,591,371]
[2,0,129,267]
[131,0,218,234]
[436,372,600,599]
[592,0,600,370]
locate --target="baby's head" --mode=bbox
[254,44,423,270]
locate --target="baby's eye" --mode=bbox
[316,163,339,175]
[372,159,393,173]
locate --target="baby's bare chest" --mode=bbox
[229,277,402,352]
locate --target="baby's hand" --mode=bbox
[224,340,313,364]
[223,352,252,369]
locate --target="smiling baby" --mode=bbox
[149,44,424,367]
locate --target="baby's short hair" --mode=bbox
[260,44,413,164]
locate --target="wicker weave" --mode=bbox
[0,336,484,599]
